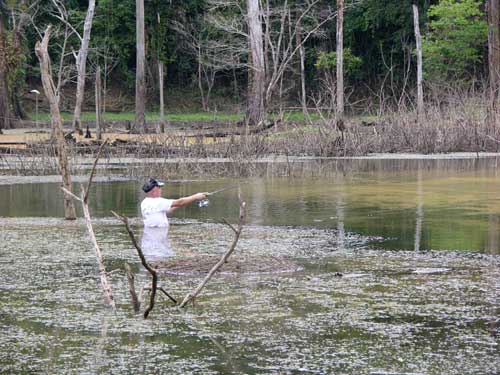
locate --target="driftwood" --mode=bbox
[180,196,246,308]
[111,211,176,318]
[61,140,116,308]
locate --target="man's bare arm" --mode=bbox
[171,192,208,209]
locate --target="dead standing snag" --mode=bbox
[61,140,116,309]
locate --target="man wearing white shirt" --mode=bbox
[140,178,207,260]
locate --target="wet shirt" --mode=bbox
[141,197,175,260]
[141,197,173,227]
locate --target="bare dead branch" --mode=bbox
[84,139,108,203]
[180,197,246,308]
[111,211,176,318]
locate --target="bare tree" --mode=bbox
[207,0,337,124]
[71,0,96,135]
[487,0,500,112]
[172,14,243,112]
[35,25,76,220]
[95,65,102,140]
[412,3,424,120]
[336,0,344,124]
[0,14,10,132]
[247,0,265,125]
[135,0,146,133]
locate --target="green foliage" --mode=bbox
[315,48,363,80]
[342,0,433,83]
[422,0,487,82]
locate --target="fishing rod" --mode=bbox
[197,185,238,207]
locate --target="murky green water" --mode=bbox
[0,158,499,374]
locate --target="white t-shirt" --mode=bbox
[141,197,174,227]
[141,197,175,260]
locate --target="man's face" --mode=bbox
[152,186,162,197]
[147,186,162,197]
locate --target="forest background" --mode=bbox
[0,0,499,156]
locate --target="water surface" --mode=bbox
[0,158,499,374]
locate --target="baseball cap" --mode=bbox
[142,178,165,193]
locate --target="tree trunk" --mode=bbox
[296,16,308,120]
[72,0,96,135]
[95,65,102,140]
[158,61,165,132]
[487,0,500,111]
[0,16,11,132]
[246,0,266,125]
[413,4,424,120]
[336,0,344,121]
[135,0,146,133]
[35,26,76,220]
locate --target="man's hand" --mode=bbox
[194,192,208,201]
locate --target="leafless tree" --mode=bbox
[135,0,146,133]
[487,0,500,113]
[412,3,424,120]
[35,25,76,220]
[0,14,10,133]
[69,0,96,135]
[206,0,337,124]
[172,14,244,112]
[336,0,344,124]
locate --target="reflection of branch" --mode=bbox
[180,195,246,308]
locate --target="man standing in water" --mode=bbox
[141,178,207,260]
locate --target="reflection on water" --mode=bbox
[1,158,500,253]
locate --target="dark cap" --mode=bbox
[142,178,165,193]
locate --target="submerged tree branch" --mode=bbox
[111,211,177,318]
[180,196,246,308]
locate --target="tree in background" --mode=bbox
[315,48,362,110]
[135,0,146,133]
[422,0,487,83]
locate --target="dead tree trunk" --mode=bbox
[135,0,146,133]
[72,0,96,135]
[158,61,166,133]
[62,141,116,309]
[246,0,266,125]
[35,26,76,220]
[180,198,246,308]
[336,0,345,133]
[296,15,308,120]
[95,65,102,140]
[0,15,11,132]
[487,0,500,113]
[413,4,424,120]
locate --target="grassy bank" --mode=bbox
[28,110,328,124]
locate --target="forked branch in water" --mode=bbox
[180,195,246,308]
[111,211,176,318]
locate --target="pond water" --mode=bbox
[0,157,499,374]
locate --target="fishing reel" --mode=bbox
[197,199,210,208]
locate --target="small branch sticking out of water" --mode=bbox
[126,264,141,314]
[180,194,246,308]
